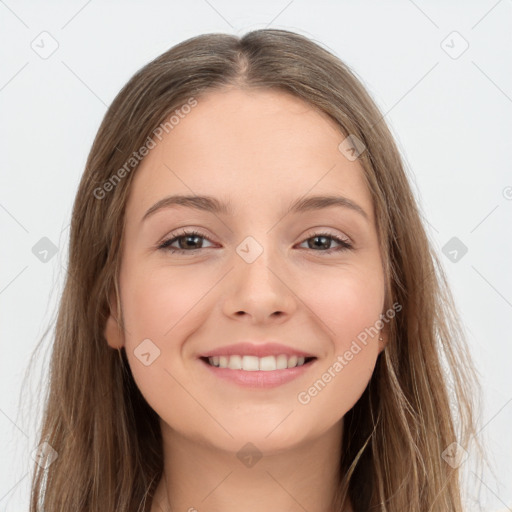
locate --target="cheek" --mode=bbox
[293,268,383,414]
[296,343,378,425]
[121,266,210,341]
[300,265,384,347]
[119,266,215,414]
[119,268,206,430]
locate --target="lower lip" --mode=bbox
[199,358,316,388]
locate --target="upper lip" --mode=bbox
[199,342,316,359]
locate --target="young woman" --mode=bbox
[29,29,482,511]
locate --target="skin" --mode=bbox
[104,87,388,512]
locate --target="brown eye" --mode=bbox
[158,229,214,253]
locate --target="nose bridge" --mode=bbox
[223,233,296,321]
[235,234,281,292]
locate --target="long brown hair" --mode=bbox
[26,28,484,511]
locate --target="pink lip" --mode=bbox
[199,342,315,358]
[199,357,316,388]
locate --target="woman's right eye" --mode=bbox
[158,229,214,253]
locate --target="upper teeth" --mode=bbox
[208,354,308,371]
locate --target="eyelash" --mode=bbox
[157,228,353,255]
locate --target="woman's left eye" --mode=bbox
[297,232,353,253]
[158,230,353,254]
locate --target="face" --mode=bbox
[105,87,387,454]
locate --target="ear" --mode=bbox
[104,291,125,349]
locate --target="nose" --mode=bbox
[222,245,298,325]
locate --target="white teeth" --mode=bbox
[276,354,288,369]
[227,355,242,370]
[207,354,311,370]
[259,355,276,371]
[242,355,259,371]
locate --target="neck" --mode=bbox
[151,419,350,512]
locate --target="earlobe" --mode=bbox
[103,293,125,349]
[378,329,388,354]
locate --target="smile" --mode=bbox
[199,355,317,388]
[203,354,315,371]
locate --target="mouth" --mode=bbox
[199,354,317,388]
[197,341,318,388]
[200,354,317,371]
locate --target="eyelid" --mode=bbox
[301,227,352,245]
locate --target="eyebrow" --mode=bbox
[141,194,369,222]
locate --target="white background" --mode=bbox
[1,1,511,510]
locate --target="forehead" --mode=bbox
[126,87,374,223]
